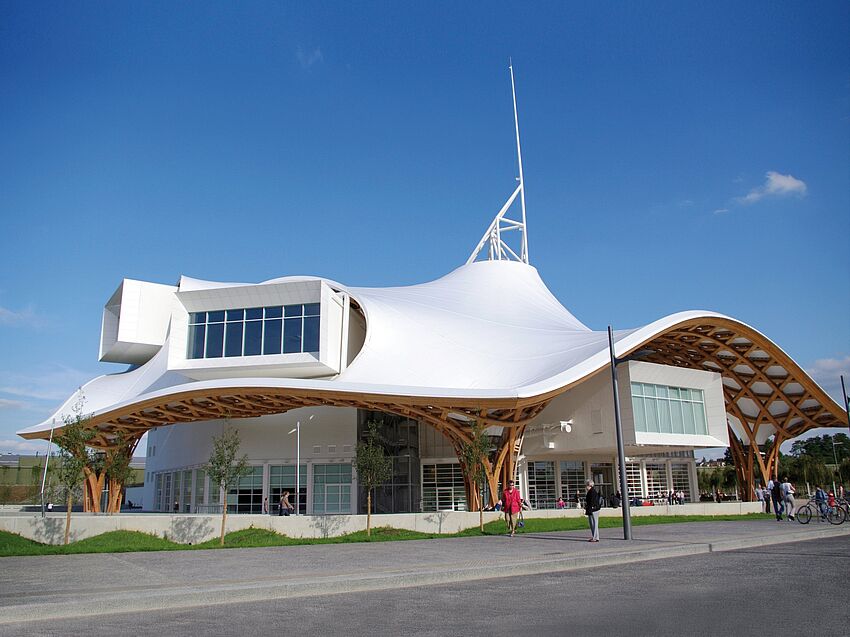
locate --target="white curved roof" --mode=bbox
[15,259,840,437]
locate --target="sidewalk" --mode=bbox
[1,520,847,624]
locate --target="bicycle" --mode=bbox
[796,498,846,525]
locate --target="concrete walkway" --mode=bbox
[1,520,847,624]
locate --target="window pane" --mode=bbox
[225,322,243,357]
[263,319,282,354]
[206,323,224,358]
[208,310,225,323]
[244,320,262,356]
[304,303,320,316]
[285,304,302,317]
[283,317,302,353]
[656,386,668,399]
[670,400,684,434]
[188,324,206,359]
[189,312,205,324]
[693,403,707,434]
[644,384,656,397]
[658,397,672,434]
[645,396,658,432]
[632,396,646,432]
[265,306,283,319]
[683,401,696,434]
[631,382,642,396]
[303,316,320,352]
[245,307,263,320]
[667,387,680,400]
[226,309,244,322]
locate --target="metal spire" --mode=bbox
[467,60,530,265]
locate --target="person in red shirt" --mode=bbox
[502,480,522,537]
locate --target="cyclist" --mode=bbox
[815,485,828,519]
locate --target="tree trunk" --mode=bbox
[64,492,73,545]
[367,490,372,537]
[479,485,484,532]
[220,504,227,546]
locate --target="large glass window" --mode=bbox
[188,303,321,359]
[631,382,708,436]
[269,464,307,515]
[559,461,584,506]
[227,466,263,514]
[645,463,669,500]
[527,461,556,509]
[194,469,206,511]
[625,462,642,498]
[671,463,691,502]
[422,463,467,512]
[312,464,352,514]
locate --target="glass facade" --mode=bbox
[671,463,691,501]
[269,464,307,515]
[527,461,556,509]
[631,382,708,435]
[559,461,584,506]
[357,411,421,514]
[645,463,669,499]
[422,463,467,511]
[188,303,320,359]
[625,462,642,498]
[312,464,352,514]
[227,466,263,514]
[194,469,206,511]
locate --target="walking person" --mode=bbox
[502,480,522,537]
[781,477,795,521]
[768,476,784,521]
[584,479,601,542]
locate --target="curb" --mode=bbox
[1,525,848,624]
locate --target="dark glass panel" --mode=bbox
[245,307,263,320]
[303,316,320,352]
[263,319,282,354]
[265,306,283,319]
[244,321,262,356]
[208,310,225,323]
[283,317,302,353]
[284,304,302,317]
[188,324,206,359]
[189,312,206,324]
[226,309,244,322]
[303,303,320,316]
[225,322,243,357]
[206,323,224,358]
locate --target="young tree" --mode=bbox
[204,427,249,546]
[459,420,491,532]
[53,411,96,545]
[355,421,392,537]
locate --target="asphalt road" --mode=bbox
[3,535,847,637]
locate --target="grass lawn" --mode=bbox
[0,513,773,558]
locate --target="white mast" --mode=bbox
[467,61,530,265]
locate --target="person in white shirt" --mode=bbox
[782,477,796,521]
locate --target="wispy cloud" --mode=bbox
[0,364,94,403]
[806,355,850,405]
[737,171,807,204]
[296,47,324,70]
[712,208,729,215]
[0,398,30,410]
[0,304,40,327]
[0,438,51,454]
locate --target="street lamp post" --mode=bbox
[39,418,56,518]
[608,326,632,541]
[288,414,314,515]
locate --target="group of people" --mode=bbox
[666,490,686,505]
[261,492,296,516]
[501,479,603,542]
[756,477,796,521]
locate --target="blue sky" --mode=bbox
[1,2,848,456]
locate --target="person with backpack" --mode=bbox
[584,479,602,542]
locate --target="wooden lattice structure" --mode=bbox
[24,317,845,509]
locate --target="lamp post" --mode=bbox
[608,326,632,540]
[39,419,55,518]
[288,414,314,515]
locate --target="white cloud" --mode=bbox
[806,355,850,406]
[712,208,729,215]
[738,171,807,204]
[0,304,40,327]
[0,364,93,402]
[296,47,324,70]
[0,438,50,454]
[0,398,30,410]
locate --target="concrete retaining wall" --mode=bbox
[0,502,763,545]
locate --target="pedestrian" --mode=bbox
[584,479,601,542]
[755,486,764,509]
[281,490,293,516]
[263,497,269,515]
[502,480,522,537]
[768,476,784,521]
[781,477,795,521]
[556,496,566,509]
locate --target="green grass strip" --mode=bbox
[0,513,773,557]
